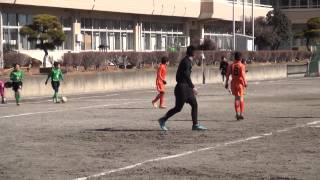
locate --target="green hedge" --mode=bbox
[62,50,312,70]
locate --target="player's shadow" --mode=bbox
[172,119,220,122]
[89,128,159,132]
[150,119,229,122]
[306,104,320,107]
[198,94,224,97]
[270,116,320,119]
[296,97,320,101]
[108,107,153,110]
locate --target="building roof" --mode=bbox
[1,0,273,20]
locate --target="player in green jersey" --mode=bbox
[10,63,24,106]
[45,62,64,103]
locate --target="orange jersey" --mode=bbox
[226,60,247,96]
[227,60,247,86]
[156,64,167,92]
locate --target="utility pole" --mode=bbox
[201,50,205,84]
[252,0,255,51]
[233,0,236,51]
[243,0,245,35]
[0,10,3,69]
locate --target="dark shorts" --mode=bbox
[12,81,22,92]
[51,81,60,92]
[174,83,196,104]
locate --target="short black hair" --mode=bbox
[234,52,242,60]
[186,45,195,57]
[161,56,168,64]
[13,63,20,68]
[53,61,59,67]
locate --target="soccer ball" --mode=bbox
[61,96,67,103]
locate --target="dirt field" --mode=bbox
[0,77,319,180]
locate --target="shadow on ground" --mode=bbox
[87,128,160,132]
[108,107,153,110]
[270,116,320,119]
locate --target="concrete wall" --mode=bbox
[3,64,287,99]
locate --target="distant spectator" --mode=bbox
[219,56,229,82]
[241,58,249,73]
[0,80,6,104]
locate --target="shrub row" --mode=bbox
[62,51,185,70]
[197,50,313,65]
[3,52,42,69]
[3,50,312,70]
[62,50,312,69]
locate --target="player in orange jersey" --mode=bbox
[152,57,168,108]
[225,52,247,120]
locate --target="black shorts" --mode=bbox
[175,83,196,104]
[51,81,60,92]
[12,81,22,92]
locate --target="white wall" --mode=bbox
[2,64,287,99]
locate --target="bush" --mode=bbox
[82,52,96,70]
[62,50,313,71]
[201,38,217,50]
[4,52,33,68]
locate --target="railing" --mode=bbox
[278,0,320,9]
[287,63,309,76]
[225,0,272,7]
[279,4,320,9]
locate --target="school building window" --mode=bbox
[142,21,186,51]
[80,18,134,51]
[2,12,72,51]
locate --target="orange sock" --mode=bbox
[234,100,240,113]
[240,100,245,113]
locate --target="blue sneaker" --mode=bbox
[192,124,207,131]
[158,118,168,131]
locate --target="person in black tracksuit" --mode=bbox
[158,46,207,131]
[219,56,229,82]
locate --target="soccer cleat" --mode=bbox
[159,106,167,109]
[158,118,168,131]
[192,124,207,131]
[238,115,244,120]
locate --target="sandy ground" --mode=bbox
[0,77,319,180]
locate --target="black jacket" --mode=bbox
[176,56,194,89]
[219,61,229,74]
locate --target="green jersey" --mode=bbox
[10,70,24,82]
[50,68,63,82]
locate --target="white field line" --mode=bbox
[74,120,320,180]
[0,101,146,119]
[26,94,120,104]
[76,98,149,102]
